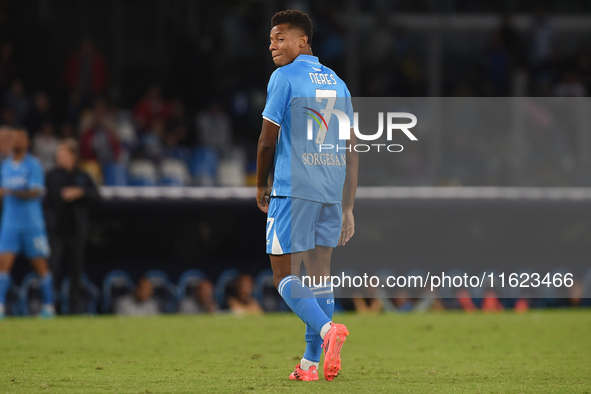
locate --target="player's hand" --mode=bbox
[256,185,272,213]
[338,210,355,246]
[61,187,85,202]
[0,188,5,197]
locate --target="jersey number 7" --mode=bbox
[314,89,337,145]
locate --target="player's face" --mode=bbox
[11,130,28,152]
[56,144,75,169]
[269,24,306,67]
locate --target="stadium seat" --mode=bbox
[101,270,134,314]
[144,270,179,313]
[18,272,44,316]
[128,159,158,186]
[253,269,287,312]
[102,162,129,186]
[214,268,240,308]
[217,147,246,186]
[60,273,101,315]
[160,159,191,186]
[216,159,245,186]
[176,269,206,301]
[190,147,218,186]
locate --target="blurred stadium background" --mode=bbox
[1,0,591,317]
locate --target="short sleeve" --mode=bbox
[27,160,45,189]
[262,70,291,127]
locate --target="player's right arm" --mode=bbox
[257,69,290,213]
[256,119,279,213]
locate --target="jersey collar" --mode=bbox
[294,54,320,65]
[9,152,28,167]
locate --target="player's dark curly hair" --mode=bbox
[271,10,313,46]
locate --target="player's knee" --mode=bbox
[0,254,14,272]
[273,272,291,289]
[31,258,49,276]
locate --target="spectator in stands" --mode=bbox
[0,125,12,161]
[133,85,171,132]
[568,280,584,307]
[528,6,554,93]
[168,99,191,136]
[352,287,383,314]
[227,274,263,315]
[64,40,108,106]
[115,277,159,316]
[45,139,100,314]
[529,6,553,68]
[27,92,55,137]
[553,70,587,97]
[80,99,121,165]
[162,125,190,163]
[413,295,445,313]
[59,122,76,139]
[178,279,218,314]
[498,13,524,69]
[390,290,415,312]
[66,90,83,125]
[195,102,232,156]
[3,79,28,125]
[33,122,60,172]
[135,118,165,162]
[483,31,510,96]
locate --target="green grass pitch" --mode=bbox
[1,310,590,392]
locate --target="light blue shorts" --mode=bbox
[0,226,50,259]
[266,196,342,255]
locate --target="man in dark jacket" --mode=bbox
[45,139,100,314]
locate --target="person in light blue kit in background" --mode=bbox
[0,125,54,318]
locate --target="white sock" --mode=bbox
[0,304,4,315]
[300,358,319,371]
[320,322,332,340]
[42,304,55,313]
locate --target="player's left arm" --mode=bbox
[339,127,358,246]
[7,189,42,199]
[256,119,280,213]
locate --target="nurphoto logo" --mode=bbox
[305,105,418,153]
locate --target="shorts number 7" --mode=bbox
[266,217,275,239]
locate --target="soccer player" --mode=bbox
[256,10,358,381]
[0,126,54,318]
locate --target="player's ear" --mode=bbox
[300,35,308,48]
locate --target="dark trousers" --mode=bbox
[48,230,87,314]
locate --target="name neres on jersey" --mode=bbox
[309,73,337,85]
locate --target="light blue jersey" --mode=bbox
[1,154,46,230]
[262,54,353,204]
